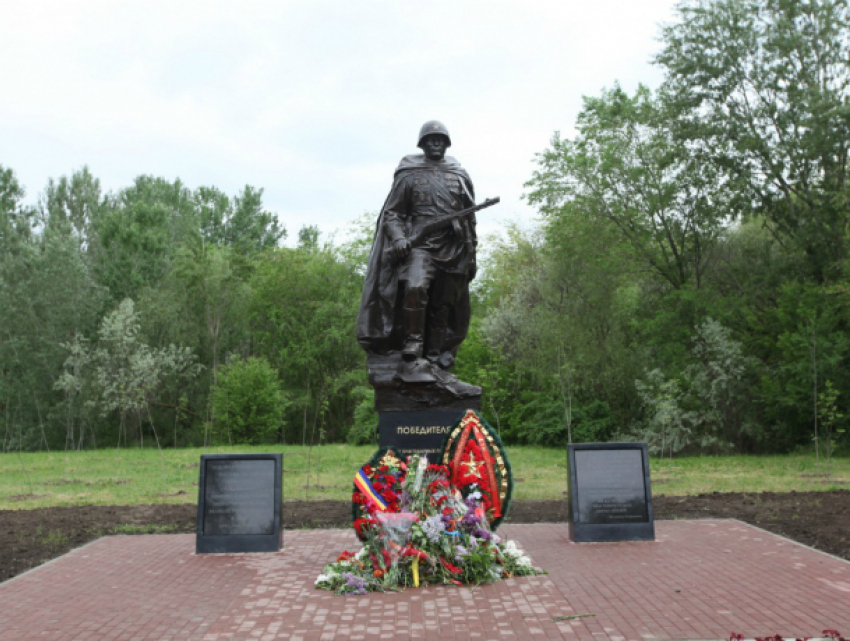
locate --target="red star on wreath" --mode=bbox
[460,450,482,479]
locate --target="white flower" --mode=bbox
[502,540,523,558]
[315,573,332,585]
[516,555,533,567]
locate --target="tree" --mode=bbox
[476,220,642,444]
[196,185,285,251]
[92,176,196,303]
[84,299,201,448]
[209,356,287,444]
[527,84,732,291]
[171,238,251,379]
[41,166,106,249]
[657,0,850,282]
[1,185,104,451]
[54,333,95,450]
[249,241,365,444]
[0,165,34,255]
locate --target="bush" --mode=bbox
[517,394,618,447]
[632,319,756,456]
[209,356,286,444]
[346,386,378,446]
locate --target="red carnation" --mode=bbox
[353,517,375,537]
[440,557,462,575]
[401,547,428,560]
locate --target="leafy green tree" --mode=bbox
[171,238,251,377]
[346,386,378,446]
[757,283,850,450]
[478,214,645,444]
[84,299,201,447]
[631,318,758,453]
[53,333,95,449]
[249,240,365,444]
[135,241,252,444]
[41,166,106,248]
[196,185,285,251]
[658,0,850,282]
[92,176,196,303]
[297,225,320,251]
[1,184,105,451]
[0,166,34,253]
[526,84,731,291]
[634,369,695,458]
[209,356,287,444]
[817,380,845,476]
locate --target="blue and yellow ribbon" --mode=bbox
[354,468,388,511]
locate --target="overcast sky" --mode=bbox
[1,1,679,244]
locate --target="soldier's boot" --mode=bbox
[425,328,444,364]
[401,339,424,361]
[401,306,426,362]
[426,328,455,369]
[426,302,454,369]
[398,306,436,383]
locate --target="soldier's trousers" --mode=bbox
[402,249,465,335]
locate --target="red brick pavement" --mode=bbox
[0,520,848,640]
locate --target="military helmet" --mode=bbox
[417,120,451,148]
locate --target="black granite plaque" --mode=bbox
[196,453,282,554]
[567,443,654,542]
[378,410,466,462]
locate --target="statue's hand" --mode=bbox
[392,238,411,262]
[468,258,477,281]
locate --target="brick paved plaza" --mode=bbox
[1,520,848,640]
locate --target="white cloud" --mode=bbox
[0,0,678,243]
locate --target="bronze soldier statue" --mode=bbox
[357,121,494,391]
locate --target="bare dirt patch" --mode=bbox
[1,490,848,584]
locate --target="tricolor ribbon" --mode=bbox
[354,467,388,511]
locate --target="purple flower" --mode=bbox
[460,510,481,530]
[421,515,445,544]
[343,572,367,595]
[472,527,492,541]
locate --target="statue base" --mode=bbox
[378,405,481,463]
[367,353,482,412]
[368,353,482,462]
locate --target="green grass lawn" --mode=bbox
[0,445,847,510]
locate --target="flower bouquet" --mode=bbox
[315,454,543,596]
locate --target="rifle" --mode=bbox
[386,197,500,263]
